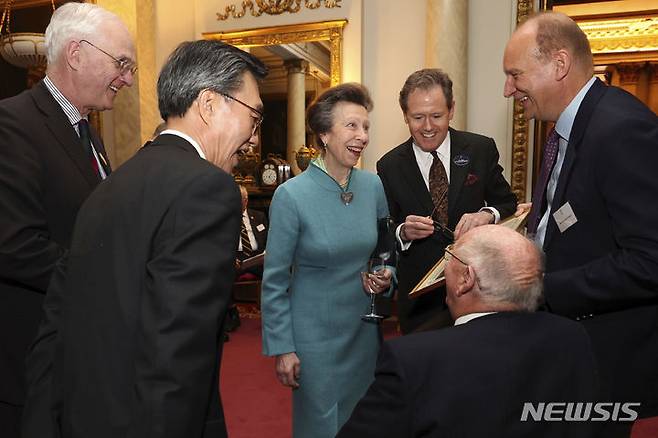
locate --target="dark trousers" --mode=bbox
[0,401,22,438]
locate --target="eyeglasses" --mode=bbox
[220,93,264,134]
[445,243,485,290]
[444,244,468,266]
[79,39,138,76]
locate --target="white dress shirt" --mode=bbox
[535,76,597,247]
[454,312,496,326]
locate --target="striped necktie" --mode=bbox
[240,220,253,257]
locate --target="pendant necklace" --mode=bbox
[311,157,354,205]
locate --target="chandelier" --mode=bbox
[0,0,55,69]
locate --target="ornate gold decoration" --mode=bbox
[616,62,645,84]
[510,0,534,203]
[580,16,658,54]
[295,144,319,171]
[217,0,341,21]
[203,20,346,86]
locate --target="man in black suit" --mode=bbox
[236,185,268,272]
[224,185,268,336]
[377,69,517,334]
[339,226,601,438]
[0,3,135,436]
[504,12,658,432]
[23,40,267,438]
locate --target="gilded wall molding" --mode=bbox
[510,0,534,203]
[203,20,345,86]
[217,0,342,21]
[580,16,658,54]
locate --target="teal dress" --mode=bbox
[262,164,391,437]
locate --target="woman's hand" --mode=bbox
[275,352,301,389]
[363,268,392,295]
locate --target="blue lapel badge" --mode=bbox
[453,154,470,167]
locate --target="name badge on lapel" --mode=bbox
[256,224,266,232]
[553,202,578,233]
[453,155,470,167]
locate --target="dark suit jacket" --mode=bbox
[541,79,658,417]
[23,134,239,438]
[377,129,517,333]
[338,312,600,438]
[0,81,107,406]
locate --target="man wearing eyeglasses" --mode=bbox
[339,226,599,437]
[23,39,266,438]
[0,4,135,437]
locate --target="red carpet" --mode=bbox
[220,307,292,438]
[220,307,658,437]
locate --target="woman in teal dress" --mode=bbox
[261,83,394,437]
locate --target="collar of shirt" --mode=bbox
[43,76,84,127]
[159,129,207,160]
[555,76,597,141]
[454,311,497,326]
[411,130,452,188]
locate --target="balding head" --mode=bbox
[503,12,593,122]
[521,12,593,76]
[445,226,543,318]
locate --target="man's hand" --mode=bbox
[275,352,301,389]
[401,215,434,241]
[454,211,494,240]
[515,202,531,216]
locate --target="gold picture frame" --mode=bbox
[202,20,347,87]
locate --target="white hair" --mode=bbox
[45,3,120,65]
[459,234,544,312]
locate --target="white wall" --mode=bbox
[467,0,516,181]
[361,0,426,171]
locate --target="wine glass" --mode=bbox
[361,257,386,322]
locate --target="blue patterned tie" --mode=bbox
[527,128,560,234]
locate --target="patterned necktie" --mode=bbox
[78,119,100,177]
[429,150,449,226]
[527,128,560,234]
[240,220,253,258]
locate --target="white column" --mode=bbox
[425,0,468,130]
[285,59,308,175]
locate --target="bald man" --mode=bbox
[339,226,599,437]
[504,12,658,429]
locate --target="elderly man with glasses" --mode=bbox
[21,37,266,438]
[339,225,601,438]
[0,3,136,437]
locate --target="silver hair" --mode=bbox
[157,40,267,120]
[459,237,544,312]
[45,2,121,65]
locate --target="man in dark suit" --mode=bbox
[22,40,267,438]
[339,225,601,438]
[224,185,268,336]
[0,3,135,436]
[377,69,517,334]
[504,12,658,433]
[236,184,268,271]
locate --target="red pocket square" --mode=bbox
[465,173,479,186]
